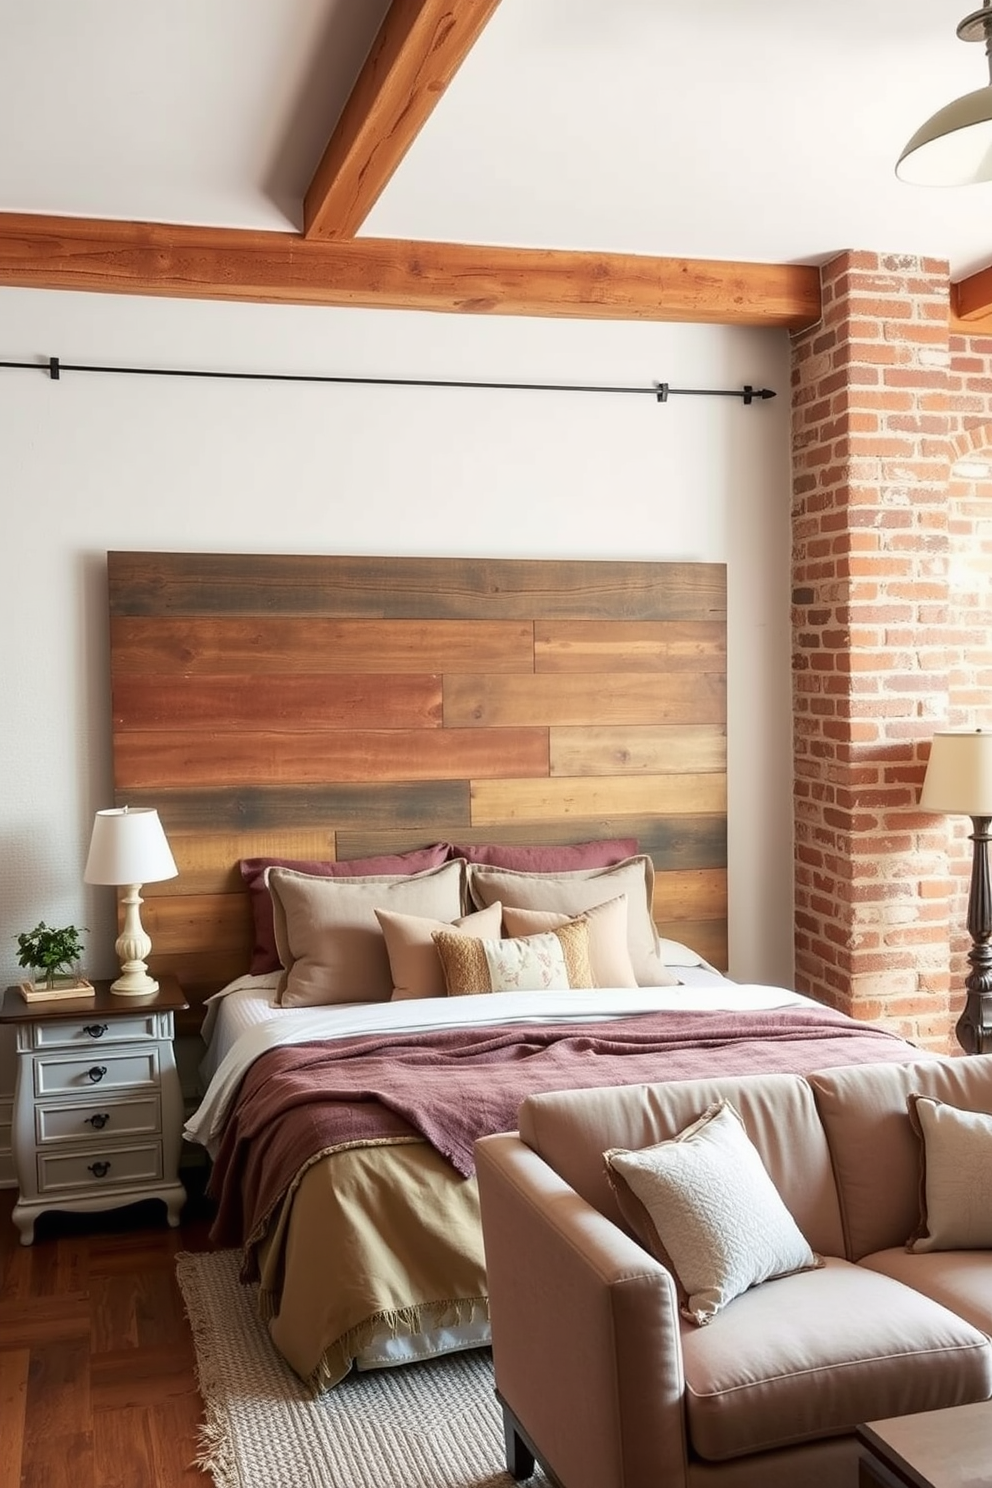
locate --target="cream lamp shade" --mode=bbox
[84,806,178,996]
[919,730,992,816]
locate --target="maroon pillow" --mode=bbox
[448,838,639,871]
[240,844,452,974]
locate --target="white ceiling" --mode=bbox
[4,0,992,278]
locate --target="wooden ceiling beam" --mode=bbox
[304,0,503,241]
[0,213,822,327]
[951,267,992,333]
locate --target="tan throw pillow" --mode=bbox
[605,1101,821,1325]
[907,1095,992,1252]
[376,902,503,1000]
[432,918,594,996]
[268,860,465,1007]
[502,895,638,988]
[466,856,677,988]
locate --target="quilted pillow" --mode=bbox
[605,1101,821,1324]
[267,859,464,1007]
[449,838,638,871]
[466,855,675,987]
[907,1095,992,1252]
[376,902,503,1000]
[502,895,639,988]
[240,843,451,974]
[432,919,594,996]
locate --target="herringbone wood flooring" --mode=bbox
[0,1174,215,1488]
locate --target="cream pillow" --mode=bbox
[605,1101,821,1325]
[907,1095,992,1252]
[376,902,503,1000]
[466,856,677,987]
[432,919,594,996]
[502,895,639,988]
[268,859,465,1007]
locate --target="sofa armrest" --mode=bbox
[475,1131,689,1488]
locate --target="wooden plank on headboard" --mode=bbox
[107,552,728,1031]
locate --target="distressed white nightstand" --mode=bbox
[0,975,189,1245]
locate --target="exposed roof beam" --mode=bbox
[951,268,992,333]
[305,0,502,241]
[0,213,822,327]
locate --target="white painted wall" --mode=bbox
[0,285,795,1174]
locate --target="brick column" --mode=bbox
[790,252,953,1049]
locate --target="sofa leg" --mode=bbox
[502,1404,536,1480]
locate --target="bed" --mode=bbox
[106,551,920,1392]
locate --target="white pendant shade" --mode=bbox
[920,731,992,815]
[896,85,992,184]
[84,806,178,886]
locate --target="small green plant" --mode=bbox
[15,921,87,988]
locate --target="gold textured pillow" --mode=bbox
[605,1102,821,1325]
[376,902,503,1000]
[907,1095,992,1252]
[268,860,465,1007]
[502,895,639,988]
[432,918,594,996]
[466,856,676,987]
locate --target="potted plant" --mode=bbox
[15,921,88,990]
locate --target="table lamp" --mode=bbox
[83,806,178,996]
[919,729,992,1053]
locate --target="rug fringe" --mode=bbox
[176,1251,241,1487]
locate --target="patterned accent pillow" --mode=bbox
[907,1095,992,1252]
[502,895,638,988]
[432,918,594,996]
[375,902,503,1000]
[605,1101,821,1325]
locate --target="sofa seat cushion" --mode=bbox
[681,1257,992,1462]
[860,1247,992,1338]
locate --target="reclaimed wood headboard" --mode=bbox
[107,551,727,1034]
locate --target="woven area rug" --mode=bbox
[175,1249,551,1488]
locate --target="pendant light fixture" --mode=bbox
[897,2,992,184]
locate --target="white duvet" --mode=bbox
[184,978,810,1154]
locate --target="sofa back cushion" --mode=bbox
[519,1071,846,1257]
[808,1054,992,1260]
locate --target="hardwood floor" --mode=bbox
[0,1168,216,1488]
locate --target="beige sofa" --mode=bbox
[475,1055,992,1488]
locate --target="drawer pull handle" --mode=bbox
[87,1161,111,1179]
[83,1023,109,1039]
[86,1113,110,1129]
[87,1065,107,1084]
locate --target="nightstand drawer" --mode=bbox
[37,1141,163,1195]
[36,1095,161,1145]
[30,1014,160,1050]
[33,1049,160,1097]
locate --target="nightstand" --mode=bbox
[0,975,189,1245]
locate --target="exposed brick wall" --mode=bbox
[791,256,992,1051]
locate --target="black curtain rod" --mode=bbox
[0,355,776,405]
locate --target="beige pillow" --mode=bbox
[605,1101,821,1325]
[502,895,638,988]
[376,902,503,1000]
[433,918,594,996]
[467,856,677,987]
[268,860,465,1007]
[907,1095,992,1252]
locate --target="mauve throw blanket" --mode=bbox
[208,1003,915,1260]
